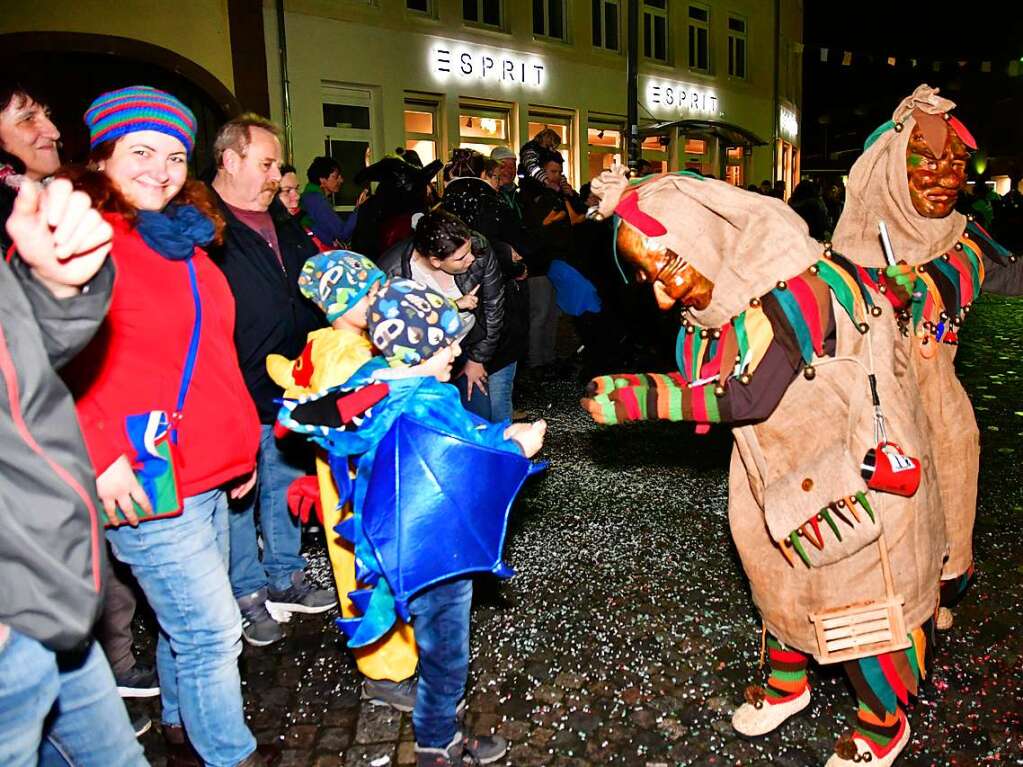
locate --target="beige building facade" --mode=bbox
[265,0,803,204]
[1,0,802,196]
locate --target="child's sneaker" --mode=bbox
[416,731,508,766]
[362,677,417,713]
[463,733,508,764]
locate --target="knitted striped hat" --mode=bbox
[84,86,197,157]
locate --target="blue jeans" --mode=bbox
[486,362,517,423]
[408,578,473,748]
[0,629,145,767]
[229,425,307,596]
[107,489,256,766]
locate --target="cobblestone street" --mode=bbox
[137,295,1023,766]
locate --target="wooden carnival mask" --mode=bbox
[615,220,715,311]
[906,113,969,219]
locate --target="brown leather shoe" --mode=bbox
[163,725,202,767]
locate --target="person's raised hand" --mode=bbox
[5,179,112,298]
[455,284,480,311]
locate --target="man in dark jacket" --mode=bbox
[210,114,335,647]
[1,178,145,764]
[376,211,504,419]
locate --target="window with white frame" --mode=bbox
[321,84,375,210]
[688,4,710,72]
[643,0,668,63]
[528,112,574,186]
[458,104,512,158]
[592,0,620,51]
[533,0,567,41]
[586,119,624,182]
[404,98,440,168]
[463,0,502,28]
[728,15,747,79]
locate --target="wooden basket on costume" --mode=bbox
[809,534,911,664]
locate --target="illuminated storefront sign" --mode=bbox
[642,78,720,118]
[779,107,799,141]
[429,41,546,89]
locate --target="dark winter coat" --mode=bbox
[375,237,504,366]
[208,193,325,423]
[441,177,538,260]
[0,255,114,650]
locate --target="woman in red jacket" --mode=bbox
[64,86,266,767]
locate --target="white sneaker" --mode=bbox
[731,686,810,737]
[825,714,910,767]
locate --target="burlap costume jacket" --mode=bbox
[832,85,1021,581]
[589,172,945,656]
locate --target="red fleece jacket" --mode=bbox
[66,216,260,496]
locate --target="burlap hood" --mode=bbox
[832,84,969,266]
[591,169,822,327]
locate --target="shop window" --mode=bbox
[404,99,440,167]
[528,114,574,185]
[725,147,745,187]
[406,0,432,14]
[534,0,567,41]
[587,121,624,182]
[458,105,511,158]
[322,84,375,210]
[323,103,370,130]
[688,4,710,72]
[775,138,797,201]
[641,134,669,173]
[727,15,747,79]
[592,0,620,51]
[463,0,502,28]
[684,138,706,154]
[642,0,668,63]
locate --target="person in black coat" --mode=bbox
[441,149,532,421]
[209,114,335,648]
[375,210,504,420]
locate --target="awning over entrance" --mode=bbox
[638,119,768,147]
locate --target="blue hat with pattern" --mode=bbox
[367,279,463,366]
[298,250,385,323]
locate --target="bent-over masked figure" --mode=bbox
[582,169,945,766]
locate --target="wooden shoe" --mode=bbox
[731,685,810,737]
[825,713,910,767]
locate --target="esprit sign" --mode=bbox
[430,42,546,89]
[643,78,720,118]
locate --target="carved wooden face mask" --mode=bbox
[616,221,714,311]
[906,117,969,219]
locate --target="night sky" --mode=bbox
[802,1,1023,174]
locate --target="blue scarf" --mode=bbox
[136,204,215,261]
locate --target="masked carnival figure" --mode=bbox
[831,85,1020,631]
[582,169,946,766]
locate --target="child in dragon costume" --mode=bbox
[582,169,945,766]
[831,85,1021,630]
[265,250,421,697]
[276,279,547,767]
